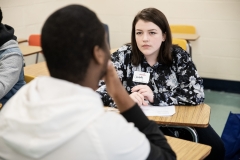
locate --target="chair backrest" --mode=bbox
[24,75,35,83]
[28,34,41,46]
[172,38,188,51]
[170,25,196,34]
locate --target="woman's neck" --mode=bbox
[144,54,158,67]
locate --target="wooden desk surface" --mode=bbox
[19,45,42,56]
[172,33,200,41]
[166,136,211,160]
[149,103,210,128]
[105,104,210,128]
[17,38,28,43]
[24,62,49,77]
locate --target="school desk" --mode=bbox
[17,38,28,44]
[166,136,211,160]
[19,45,42,56]
[24,62,49,77]
[104,104,210,143]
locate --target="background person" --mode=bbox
[97,7,225,160]
[0,8,25,107]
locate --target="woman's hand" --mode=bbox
[129,92,148,106]
[131,85,154,103]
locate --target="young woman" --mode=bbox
[97,8,225,159]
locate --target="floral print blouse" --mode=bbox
[97,45,204,107]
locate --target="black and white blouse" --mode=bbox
[97,45,204,107]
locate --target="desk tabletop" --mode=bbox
[172,33,200,41]
[19,45,42,56]
[148,103,210,127]
[105,103,210,128]
[17,38,28,43]
[166,136,211,159]
[24,62,49,77]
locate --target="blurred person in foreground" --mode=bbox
[0,5,176,160]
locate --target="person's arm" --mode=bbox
[96,49,125,107]
[104,60,176,159]
[0,53,23,99]
[152,48,204,106]
[121,104,176,159]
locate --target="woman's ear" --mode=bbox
[93,46,105,65]
[162,32,166,42]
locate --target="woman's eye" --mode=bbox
[136,32,142,35]
[150,32,156,35]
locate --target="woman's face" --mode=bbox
[135,20,165,59]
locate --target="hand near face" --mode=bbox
[103,60,135,112]
[103,60,123,98]
[129,92,148,106]
[131,85,154,103]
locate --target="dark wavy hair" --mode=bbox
[131,8,173,66]
[41,5,107,83]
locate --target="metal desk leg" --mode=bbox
[187,40,192,57]
[35,53,39,64]
[160,126,199,143]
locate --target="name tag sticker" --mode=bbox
[132,71,150,83]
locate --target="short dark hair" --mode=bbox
[41,5,106,83]
[131,8,173,66]
[0,7,3,23]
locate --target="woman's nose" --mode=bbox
[142,33,149,42]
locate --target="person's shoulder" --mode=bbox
[1,39,18,48]
[0,40,21,55]
[111,44,132,62]
[112,44,132,55]
[93,111,150,159]
[171,45,191,62]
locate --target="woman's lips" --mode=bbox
[142,45,150,48]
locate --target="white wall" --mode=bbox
[1,0,240,81]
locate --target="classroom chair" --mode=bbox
[24,75,35,83]
[172,38,188,52]
[28,34,41,63]
[170,25,196,57]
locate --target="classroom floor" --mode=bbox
[204,90,240,136]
